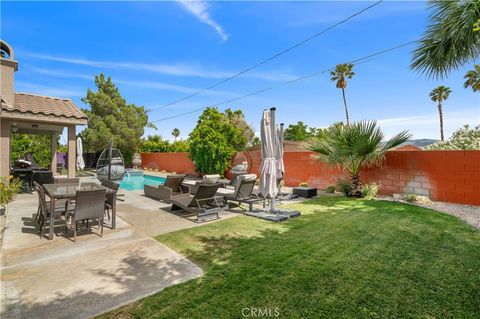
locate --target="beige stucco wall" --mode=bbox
[0,59,17,106]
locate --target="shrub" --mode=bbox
[362,183,380,200]
[404,194,432,205]
[404,194,417,202]
[336,179,351,196]
[299,182,309,187]
[0,176,22,208]
[325,185,336,193]
[189,108,250,174]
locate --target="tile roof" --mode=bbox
[1,92,87,120]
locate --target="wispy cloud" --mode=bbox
[25,65,238,96]
[115,79,237,97]
[377,110,479,127]
[24,53,297,81]
[177,0,228,42]
[24,53,231,78]
[15,81,83,98]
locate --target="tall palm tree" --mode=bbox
[330,63,354,125]
[171,128,180,142]
[464,64,480,92]
[411,0,480,79]
[309,121,410,197]
[429,86,452,141]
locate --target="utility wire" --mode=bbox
[147,0,384,112]
[150,40,417,124]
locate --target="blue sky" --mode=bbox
[2,1,479,143]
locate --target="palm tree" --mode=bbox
[411,0,480,79]
[309,121,410,197]
[464,64,480,92]
[429,86,452,141]
[171,128,180,142]
[330,63,354,125]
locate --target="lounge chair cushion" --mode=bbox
[201,174,221,184]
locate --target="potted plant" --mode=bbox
[0,176,22,215]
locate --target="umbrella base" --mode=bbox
[274,209,301,218]
[245,209,301,222]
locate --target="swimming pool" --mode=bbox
[119,174,166,191]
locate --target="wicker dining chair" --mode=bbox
[34,182,67,238]
[64,189,106,242]
[101,180,120,221]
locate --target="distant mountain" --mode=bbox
[382,139,439,149]
[402,139,439,148]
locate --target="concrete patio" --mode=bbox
[0,179,245,319]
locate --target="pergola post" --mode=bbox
[67,125,76,178]
[51,133,57,175]
[0,119,11,178]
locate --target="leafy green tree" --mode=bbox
[79,74,154,162]
[426,124,480,150]
[284,121,309,141]
[140,135,189,153]
[172,128,180,142]
[429,86,452,141]
[189,107,245,174]
[10,133,53,168]
[309,121,410,197]
[284,122,329,141]
[330,63,355,125]
[411,0,480,79]
[224,108,255,147]
[464,64,480,92]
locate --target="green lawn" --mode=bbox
[100,197,480,318]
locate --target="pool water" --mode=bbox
[119,174,166,191]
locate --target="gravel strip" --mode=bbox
[379,196,480,229]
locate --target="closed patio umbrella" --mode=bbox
[76,137,85,170]
[258,108,300,219]
[259,108,278,201]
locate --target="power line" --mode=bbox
[147,0,384,113]
[150,40,417,124]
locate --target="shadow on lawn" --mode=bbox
[145,196,480,318]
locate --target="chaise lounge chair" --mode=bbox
[186,174,221,194]
[222,174,265,211]
[144,174,185,201]
[170,183,227,222]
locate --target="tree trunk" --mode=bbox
[350,174,362,198]
[438,103,444,141]
[341,87,350,125]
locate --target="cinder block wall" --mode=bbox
[141,150,480,205]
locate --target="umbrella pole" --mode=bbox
[270,107,277,214]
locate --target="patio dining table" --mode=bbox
[43,182,117,240]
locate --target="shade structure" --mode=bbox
[76,137,85,170]
[258,109,278,199]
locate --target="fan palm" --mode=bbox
[330,63,355,125]
[411,0,480,79]
[172,128,180,142]
[464,64,480,92]
[309,121,410,197]
[429,86,452,141]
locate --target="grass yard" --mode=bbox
[100,197,480,318]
